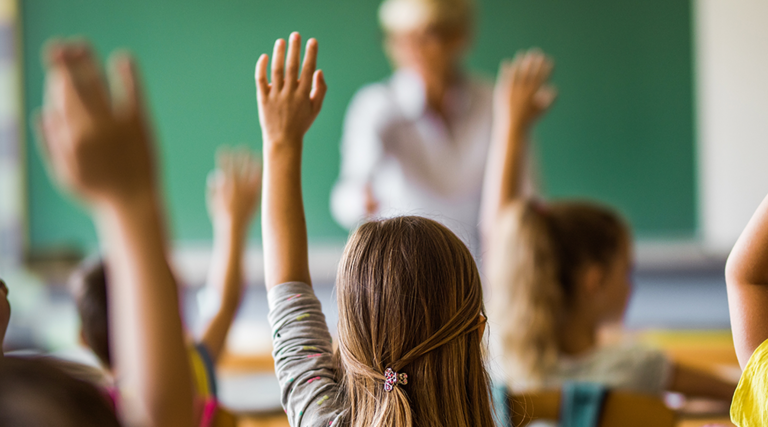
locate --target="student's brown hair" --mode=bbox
[70,259,111,368]
[489,200,629,388]
[335,216,494,427]
[0,356,120,427]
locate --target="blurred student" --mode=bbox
[331,0,535,256]
[257,32,495,427]
[484,50,736,401]
[70,147,260,426]
[724,187,768,425]
[20,39,195,426]
[1,277,125,427]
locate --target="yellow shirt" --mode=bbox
[732,338,768,426]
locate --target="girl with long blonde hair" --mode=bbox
[257,33,495,427]
[484,49,736,400]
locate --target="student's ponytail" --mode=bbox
[489,200,563,387]
[489,199,628,389]
[337,349,414,427]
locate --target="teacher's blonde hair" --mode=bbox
[378,0,474,35]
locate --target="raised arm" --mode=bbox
[725,194,768,368]
[200,147,261,362]
[256,32,327,291]
[481,50,556,239]
[38,41,193,427]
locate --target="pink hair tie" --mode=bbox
[384,368,408,392]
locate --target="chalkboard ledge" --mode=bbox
[169,239,728,287]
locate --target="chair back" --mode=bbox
[496,386,676,427]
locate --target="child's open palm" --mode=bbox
[38,41,156,207]
[495,49,557,129]
[256,32,327,147]
[207,147,262,232]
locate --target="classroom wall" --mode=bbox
[696,0,768,254]
[21,0,697,255]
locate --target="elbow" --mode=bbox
[724,253,740,288]
[725,248,751,289]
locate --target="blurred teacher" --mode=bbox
[331,0,531,255]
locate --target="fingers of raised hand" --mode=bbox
[231,146,251,178]
[298,38,318,94]
[285,32,302,89]
[521,49,553,85]
[534,85,558,112]
[38,109,78,188]
[218,147,238,179]
[260,33,318,97]
[509,50,525,84]
[108,52,144,119]
[255,53,270,100]
[38,109,65,162]
[237,149,262,191]
[216,145,261,187]
[271,38,286,91]
[310,69,327,117]
[60,42,111,116]
[520,50,546,84]
[207,168,224,196]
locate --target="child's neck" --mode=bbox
[557,311,598,356]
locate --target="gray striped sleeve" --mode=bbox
[267,282,345,427]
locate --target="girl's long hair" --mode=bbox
[335,216,495,427]
[488,200,628,389]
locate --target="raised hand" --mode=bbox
[207,146,262,233]
[38,41,156,207]
[37,40,194,427]
[494,49,557,131]
[481,49,555,241]
[255,32,327,148]
[255,32,325,290]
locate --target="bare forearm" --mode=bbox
[96,194,194,427]
[668,363,736,401]
[200,229,246,362]
[482,121,529,238]
[496,122,529,209]
[262,143,311,290]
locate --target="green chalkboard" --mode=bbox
[22,0,695,253]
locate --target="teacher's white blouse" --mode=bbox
[331,69,499,255]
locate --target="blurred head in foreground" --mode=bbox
[0,356,120,427]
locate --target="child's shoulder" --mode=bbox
[555,343,671,394]
[583,342,669,374]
